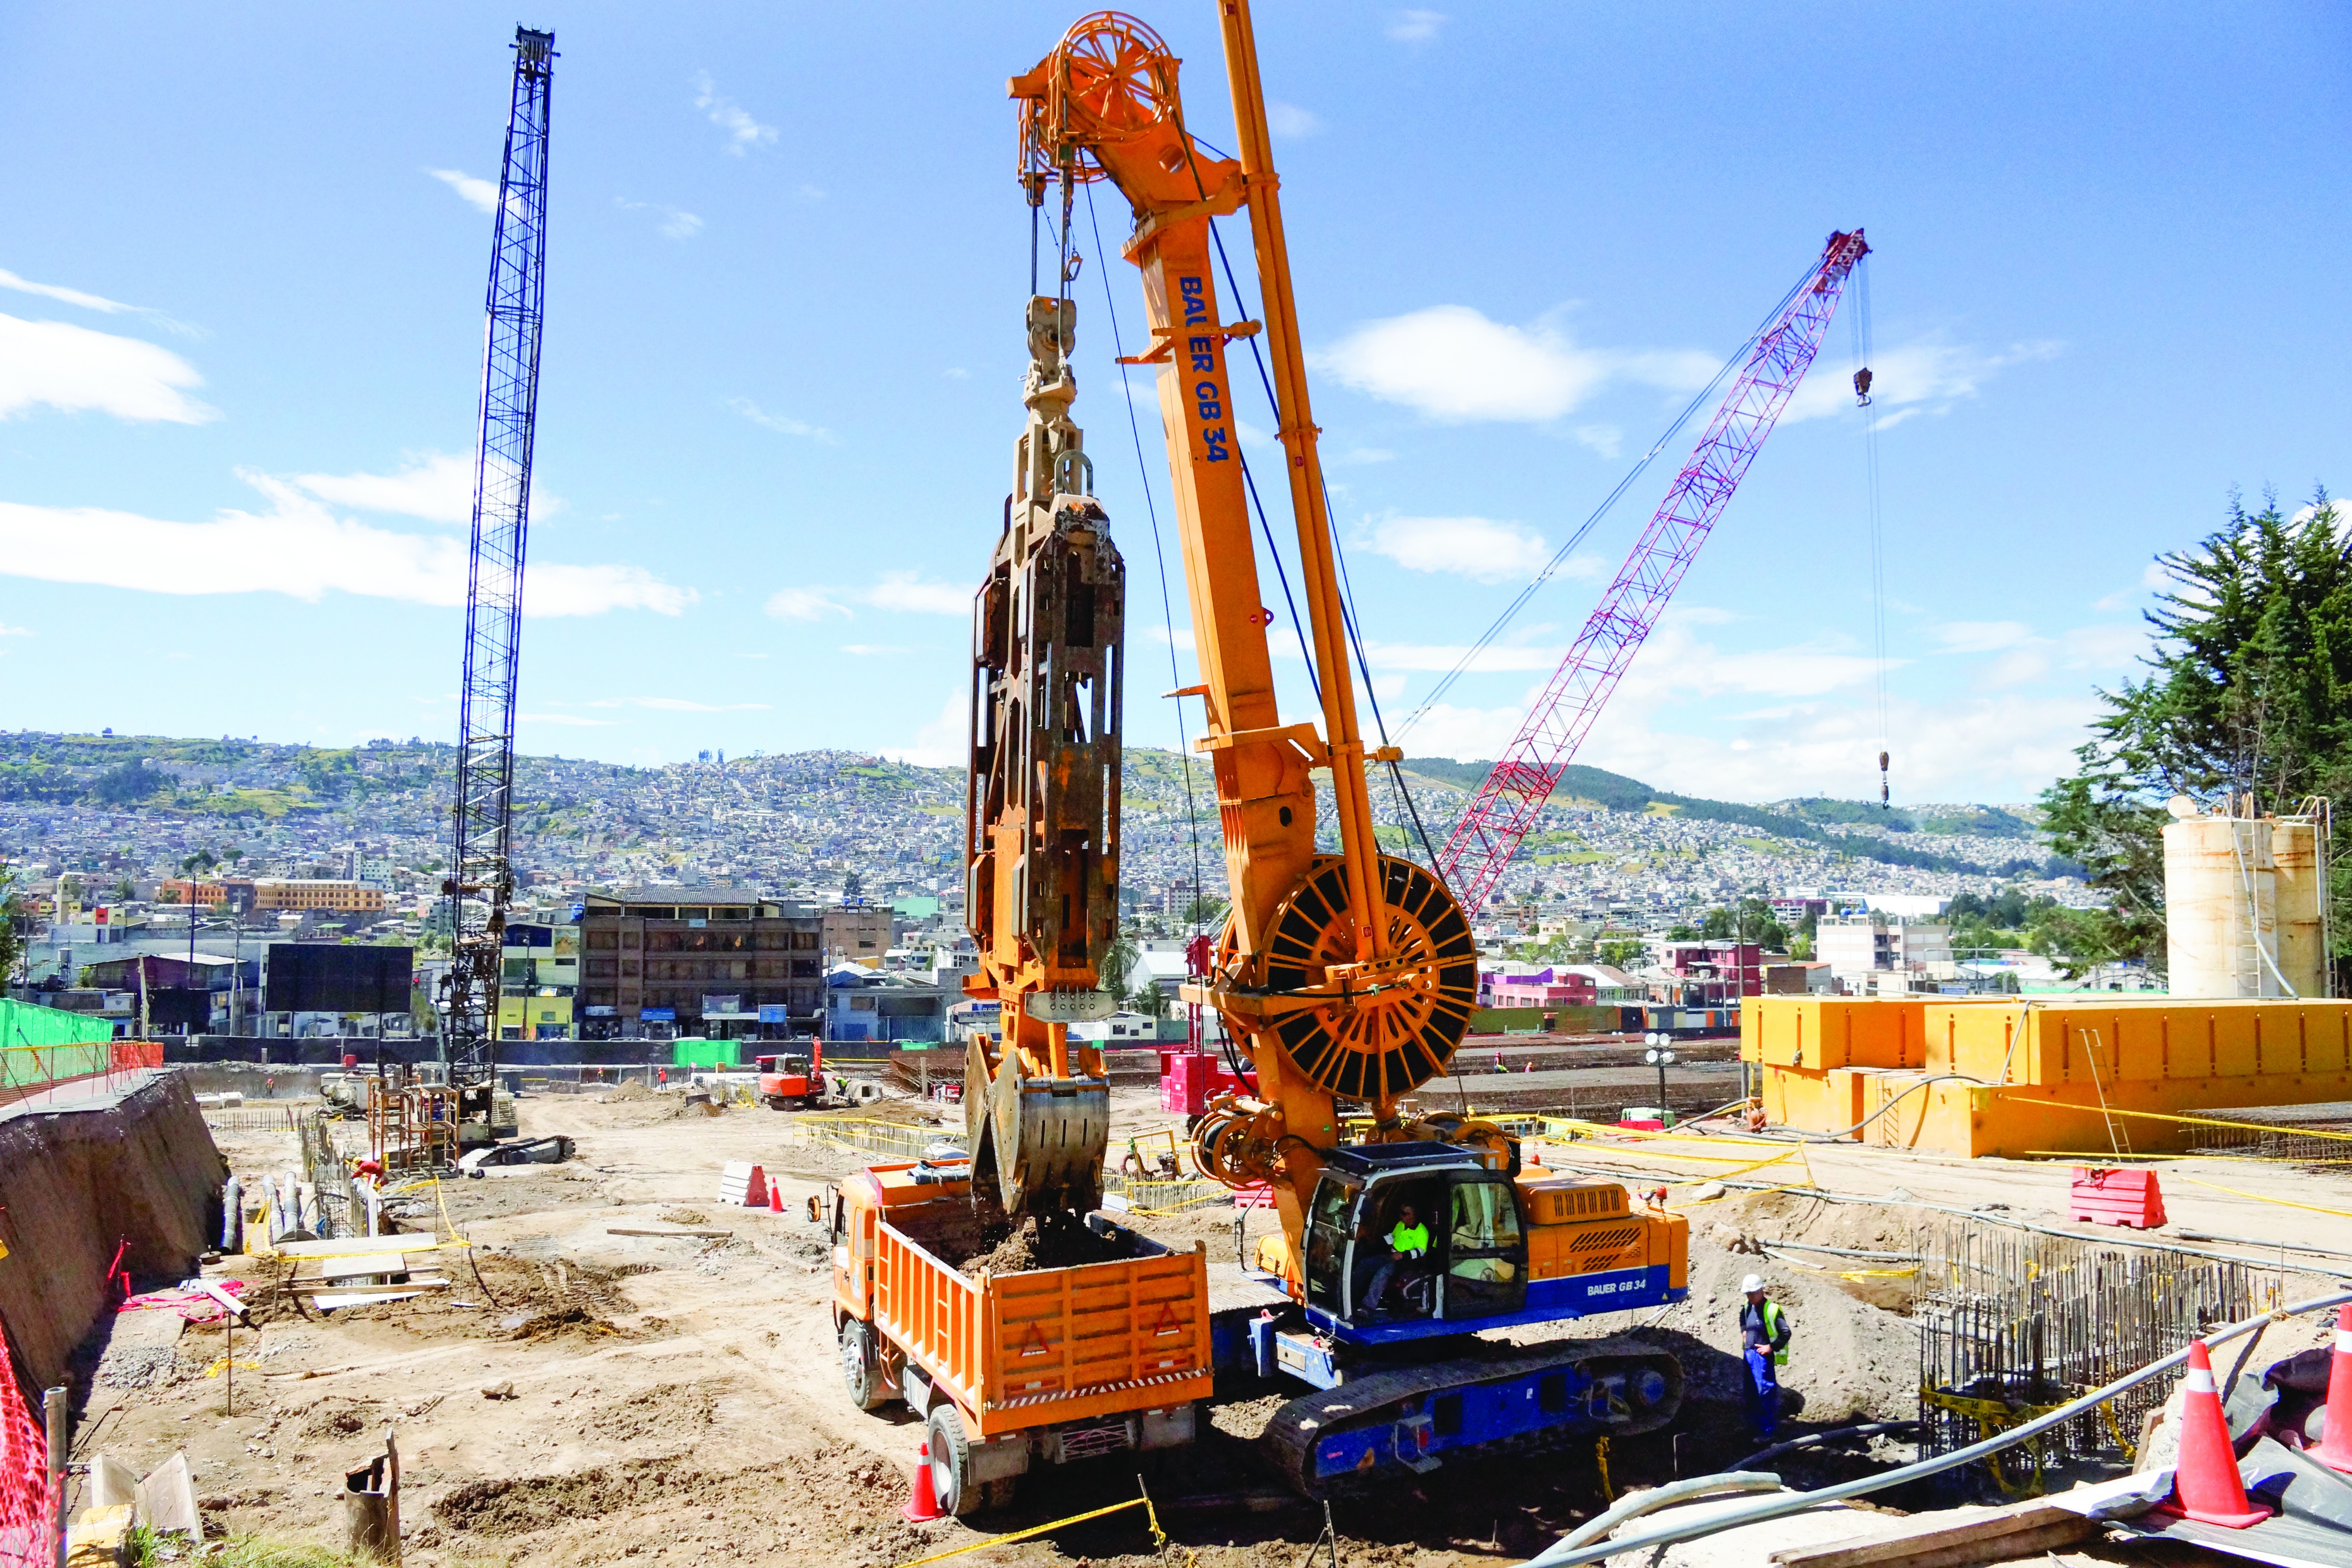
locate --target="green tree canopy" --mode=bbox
[2040,490,2352,978]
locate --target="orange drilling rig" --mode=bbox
[942,5,1690,1495]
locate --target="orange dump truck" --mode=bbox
[817,1156,1213,1515]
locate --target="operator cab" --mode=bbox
[1301,1144,1526,1332]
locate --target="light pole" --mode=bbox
[1644,1032,1677,1126]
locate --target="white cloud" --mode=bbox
[0,314,217,424]
[0,470,692,616]
[1781,338,2062,425]
[942,368,971,380]
[1573,424,1622,459]
[427,168,499,214]
[765,573,971,621]
[1387,9,1446,42]
[1984,648,2050,688]
[2141,559,2172,589]
[2061,624,2145,668]
[292,452,474,524]
[880,690,967,769]
[1313,307,1712,424]
[860,571,968,616]
[842,644,911,656]
[1267,101,1322,137]
[0,623,31,637]
[0,268,193,335]
[692,72,777,155]
[2090,587,2134,613]
[1369,640,1564,674]
[616,197,703,241]
[1932,620,2034,654]
[729,396,837,445]
[764,587,852,621]
[1331,445,1394,466]
[1361,515,1552,583]
[520,713,618,727]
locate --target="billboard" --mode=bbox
[266,944,412,1014]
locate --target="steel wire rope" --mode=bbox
[1854,257,1892,803]
[1081,181,1248,1086]
[1387,261,1822,742]
[1204,219,1443,873]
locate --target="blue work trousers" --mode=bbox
[1744,1348,1780,1439]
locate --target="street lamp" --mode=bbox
[1643,1032,1677,1126]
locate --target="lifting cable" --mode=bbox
[1852,255,1892,808]
[1081,184,1210,945]
[1205,220,1441,872]
[1393,257,1824,741]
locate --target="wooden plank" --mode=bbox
[606,1227,731,1239]
[317,1254,410,1281]
[1768,1503,2094,1568]
[307,1276,449,1300]
[274,1234,450,1258]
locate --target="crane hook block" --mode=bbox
[1853,367,1873,406]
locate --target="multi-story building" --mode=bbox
[498,920,580,1041]
[251,879,387,914]
[822,901,890,968]
[1816,913,1954,993]
[577,887,823,1039]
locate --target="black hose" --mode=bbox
[1725,1420,1917,1475]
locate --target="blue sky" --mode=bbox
[3,2,2345,805]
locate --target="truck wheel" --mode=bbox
[925,1404,983,1517]
[839,1319,889,1412]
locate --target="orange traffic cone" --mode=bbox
[2314,1304,2352,1474]
[2159,1340,2271,1528]
[769,1178,784,1214]
[901,1440,947,1522]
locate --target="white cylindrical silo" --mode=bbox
[2273,817,2327,998]
[2163,813,2277,997]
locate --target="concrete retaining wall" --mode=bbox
[0,1074,225,1389]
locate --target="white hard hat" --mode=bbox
[1741,1274,1765,1294]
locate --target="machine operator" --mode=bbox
[1363,1202,1430,1316]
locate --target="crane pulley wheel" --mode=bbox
[1057,12,1176,143]
[1221,854,1478,1105]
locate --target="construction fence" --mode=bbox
[0,1326,50,1568]
[0,1028,162,1112]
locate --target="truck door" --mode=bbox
[1438,1172,1527,1320]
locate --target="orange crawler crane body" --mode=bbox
[819,1159,1210,1517]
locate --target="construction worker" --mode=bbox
[1738,1274,1792,1438]
[1362,1202,1430,1316]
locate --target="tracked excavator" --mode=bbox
[955,4,1690,1494]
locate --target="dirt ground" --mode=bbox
[70,1079,2351,1567]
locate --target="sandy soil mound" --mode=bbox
[957,1216,1130,1276]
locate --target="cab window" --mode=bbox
[1302,1174,1358,1311]
[1442,1177,1526,1318]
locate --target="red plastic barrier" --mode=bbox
[2069,1167,2166,1229]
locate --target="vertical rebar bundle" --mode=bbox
[1915,1217,2271,1495]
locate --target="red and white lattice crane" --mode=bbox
[1436,229,1870,911]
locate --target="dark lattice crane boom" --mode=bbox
[442,27,555,1094]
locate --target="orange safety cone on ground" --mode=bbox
[2160,1340,2271,1528]
[769,1179,784,1215]
[2314,1304,2352,1474]
[901,1440,947,1523]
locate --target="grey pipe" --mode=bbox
[1727,1420,1917,1474]
[1543,1472,1784,1555]
[1522,1284,2352,1567]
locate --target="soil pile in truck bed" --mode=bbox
[957,1216,1134,1276]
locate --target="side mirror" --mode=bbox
[806,1194,823,1223]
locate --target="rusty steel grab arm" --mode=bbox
[1009,7,1478,1269]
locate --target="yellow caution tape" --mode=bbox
[888,1493,1149,1568]
[202,1358,262,1377]
[2172,1174,2352,1221]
